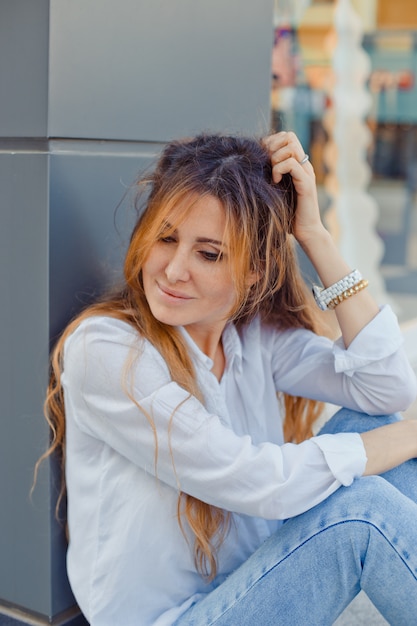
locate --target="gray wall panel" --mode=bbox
[49,146,156,339]
[0,152,73,615]
[48,0,273,140]
[0,1,49,137]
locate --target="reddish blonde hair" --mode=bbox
[39,134,326,581]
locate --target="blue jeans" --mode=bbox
[174,409,417,625]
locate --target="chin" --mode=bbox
[148,306,185,328]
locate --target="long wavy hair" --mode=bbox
[39,134,326,581]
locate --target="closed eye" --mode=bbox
[200,250,223,262]
[159,235,176,243]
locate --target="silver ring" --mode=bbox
[299,154,309,165]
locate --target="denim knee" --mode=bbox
[318,407,402,436]
[334,475,393,514]
[175,475,417,626]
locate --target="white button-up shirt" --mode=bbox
[62,305,416,625]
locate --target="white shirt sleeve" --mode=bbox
[62,317,366,521]
[269,305,417,415]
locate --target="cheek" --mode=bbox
[211,273,237,309]
[143,247,162,277]
[141,253,159,296]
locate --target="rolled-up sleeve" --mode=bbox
[270,305,417,415]
[332,306,406,376]
[312,432,367,485]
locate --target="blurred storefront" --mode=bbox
[271,0,417,333]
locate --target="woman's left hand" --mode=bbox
[264,131,380,347]
[263,131,325,246]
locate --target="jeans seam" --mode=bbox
[208,518,417,625]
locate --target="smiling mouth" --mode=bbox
[157,283,193,300]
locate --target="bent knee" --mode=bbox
[330,475,404,523]
[319,409,402,436]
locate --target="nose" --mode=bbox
[164,247,191,283]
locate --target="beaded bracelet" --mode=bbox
[326,279,369,310]
[312,270,368,311]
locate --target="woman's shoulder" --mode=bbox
[63,315,171,382]
[65,314,141,349]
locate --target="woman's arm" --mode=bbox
[64,317,417,521]
[361,419,417,475]
[62,317,366,520]
[263,131,380,348]
[267,314,417,415]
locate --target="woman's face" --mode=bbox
[142,194,238,350]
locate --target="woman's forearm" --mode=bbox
[360,420,417,476]
[299,227,380,347]
[264,132,381,348]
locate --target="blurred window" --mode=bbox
[271,0,417,318]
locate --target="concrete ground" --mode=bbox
[334,592,389,625]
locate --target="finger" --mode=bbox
[262,131,288,151]
[264,131,306,167]
[263,132,292,159]
[271,156,314,185]
[270,144,306,167]
[263,130,301,152]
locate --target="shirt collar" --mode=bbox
[178,326,213,370]
[178,323,243,372]
[222,323,243,372]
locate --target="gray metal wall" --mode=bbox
[0,0,273,622]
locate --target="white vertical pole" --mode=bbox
[327,0,390,305]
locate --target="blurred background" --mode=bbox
[271,0,417,324]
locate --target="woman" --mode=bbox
[42,131,417,625]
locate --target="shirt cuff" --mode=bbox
[312,432,367,486]
[333,305,403,377]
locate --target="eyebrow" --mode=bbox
[196,237,226,247]
[161,223,227,248]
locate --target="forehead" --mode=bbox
[163,193,229,238]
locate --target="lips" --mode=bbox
[157,282,193,300]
